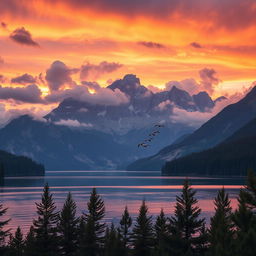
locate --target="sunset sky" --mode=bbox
[0,0,256,121]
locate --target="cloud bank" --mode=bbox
[80,61,123,80]
[54,119,93,128]
[0,84,43,103]
[11,73,37,84]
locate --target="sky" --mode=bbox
[0,0,256,122]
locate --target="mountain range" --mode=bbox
[0,74,222,170]
[127,86,256,173]
[162,116,256,176]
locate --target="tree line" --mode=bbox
[1,172,256,256]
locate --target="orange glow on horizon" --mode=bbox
[0,0,255,107]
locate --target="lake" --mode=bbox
[0,170,246,233]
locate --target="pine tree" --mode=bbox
[23,226,36,256]
[79,188,106,256]
[33,183,59,256]
[0,202,10,253]
[8,226,24,256]
[132,200,154,256]
[154,209,169,256]
[119,206,132,250]
[233,189,256,256]
[242,169,256,208]
[169,179,205,255]
[208,188,234,256]
[104,223,124,256]
[58,192,79,256]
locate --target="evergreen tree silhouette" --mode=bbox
[0,202,10,254]
[169,179,205,255]
[243,169,256,208]
[33,183,59,256]
[79,188,106,256]
[154,208,169,256]
[58,192,79,256]
[23,226,36,256]
[119,206,132,250]
[104,223,124,256]
[132,200,154,256]
[208,188,234,256]
[233,189,256,256]
[8,226,24,256]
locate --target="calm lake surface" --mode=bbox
[0,170,246,233]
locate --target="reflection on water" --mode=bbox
[0,170,246,233]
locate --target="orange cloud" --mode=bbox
[0,0,255,104]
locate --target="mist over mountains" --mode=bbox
[128,86,256,173]
[0,74,225,170]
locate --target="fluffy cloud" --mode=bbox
[171,94,241,128]
[54,119,93,128]
[171,107,215,127]
[80,61,122,80]
[166,79,199,95]
[46,61,78,91]
[0,84,43,103]
[156,100,172,111]
[10,27,39,47]
[138,41,165,49]
[45,84,129,106]
[199,68,221,95]
[0,56,4,65]
[0,103,50,127]
[166,69,221,96]
[11,73,37,84]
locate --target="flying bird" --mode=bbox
[138,142,149,148]
[154,124,165,128]
[145,137,153,142]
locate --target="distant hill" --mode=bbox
[0,149,44,177]
[162,117,256,176]
[127,86,256,171]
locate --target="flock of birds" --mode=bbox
[138,124,165,148]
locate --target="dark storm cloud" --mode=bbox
[190,42,202,49]
[46,61,78,91]
[0,84,43,103]
[138,41,165,49]
[80,61,123,80]
[10,27,39,47]
[11,73,37,84]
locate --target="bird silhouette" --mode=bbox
[154,124,165,128]
[138,142,149,148]
[138,124,165,148]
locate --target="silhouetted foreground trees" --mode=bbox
[1,172,256,256]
